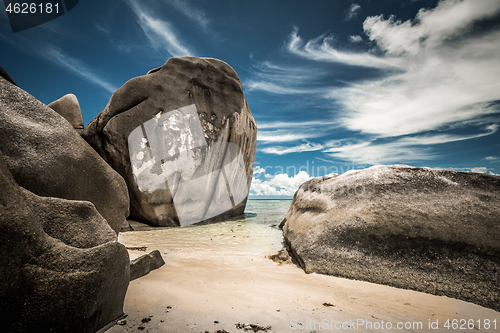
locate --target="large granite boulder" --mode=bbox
[82,56,257,227]
[281,165,500,311]
[48,93,85,133]
[0,75,129,234]
[0,149,130,332]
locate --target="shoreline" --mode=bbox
[107,222,500,333]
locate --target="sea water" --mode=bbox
[119,199,292,260]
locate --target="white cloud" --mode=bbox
[251,0,500,166]
[345,3,361,21]
[325,140,435,165]
[257,119,339,130]
[44,47,117,93]
[126,0,192,57]
[250,171,312,197]
[397,125,498,145]
[470,167,490,174]
[245,80,315,94]
[349,35,363,43]
[245,60,325,95]
[286,27,401,69]
[483,156,500,163]
[253,166,266,176]
[440,166,498,175]
[255,118,340,146]
[333,0,500,137]
[138,13,192,57]
[364,0,500,56]
[324,125,498,164]
[258,130,323,143]
[262,143,324,155]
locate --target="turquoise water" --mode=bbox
[243,199,292,226]
[120,200,293,259]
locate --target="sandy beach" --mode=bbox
[106,207,500,333]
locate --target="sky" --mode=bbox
[1,0,500,199]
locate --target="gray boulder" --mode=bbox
[281,165,500,311]
[130,250,165,281]
[48,93,85,133]
[0,75,129,234]
[0,150,130,333]
[22,188,117,249]
[82,56,257,227]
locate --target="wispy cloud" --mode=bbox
[244,60,325,95]
[483,156,500,163]
[281,0,500,144]
[255,117,339,147]
[250,0,500,168]
[168,0,211,32]
[333,0,500,137]
[286,27,402,69]
[396,125,498,145]
[44,47,117,93]
[345,3,361,21]
[257,119,339,130]
[126,0,192,57]
[245,80,315,94]
[257,130,323,143]
[324,125,498,165]
[325,140,435,165]
[250,170,312,197]
[262,143,324,155]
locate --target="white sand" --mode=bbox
[107,221,500,333]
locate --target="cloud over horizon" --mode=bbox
[250,168,312,197]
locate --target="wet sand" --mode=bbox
[107,214,500,333]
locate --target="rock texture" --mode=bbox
[0,75,129,234]
[22,188,117,249]
[281,165,500,311]
[48,93,85,133]
[130,250,165,281]
[0,150,130,333]
[82,56,257,227]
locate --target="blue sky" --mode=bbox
[1,0,500,199]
